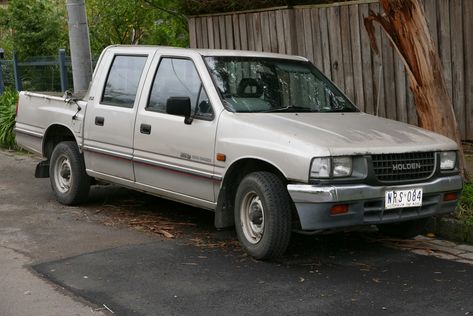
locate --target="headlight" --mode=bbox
[333,156,352,177]
[310,157,331,178]
[440,151,457,170]
[310,156,352,178]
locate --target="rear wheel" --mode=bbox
[234,172,292,260]
[377,218,429,238]
[50,141,90,205]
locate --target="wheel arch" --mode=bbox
[42,124,78,160]
[214,157,288,229]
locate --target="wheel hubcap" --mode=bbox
[54,154,72,193]
[240,191,265,244]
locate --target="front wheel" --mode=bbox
[234,172,292,260]
[49,141,90,205]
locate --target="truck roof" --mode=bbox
[103,45,308,62]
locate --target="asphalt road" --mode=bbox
[1,149,473,316]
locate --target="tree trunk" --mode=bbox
[364,0,466,177]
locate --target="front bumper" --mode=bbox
[287,175,463,231]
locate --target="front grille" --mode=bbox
[372,152,435,182]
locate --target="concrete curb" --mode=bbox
[427,217,473,244]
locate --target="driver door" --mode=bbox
[133,53,218,205]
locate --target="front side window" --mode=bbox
[102,55,147,108]
[147,58,213,119]
[205,56,358,113]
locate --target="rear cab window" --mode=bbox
[101,55,147,108]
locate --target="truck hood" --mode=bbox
[233,112,457,156]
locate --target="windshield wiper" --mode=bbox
[263,105,313,113]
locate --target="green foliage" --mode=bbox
[0,0,69,59]
[0,0,188,60]
[0,89,18,149]
[457,182,473,224]
[87,0,188,55]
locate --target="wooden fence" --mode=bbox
[188,0,473,141]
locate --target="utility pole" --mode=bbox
[67,0,92,94]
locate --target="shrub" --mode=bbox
[0,89,19,149]
[457,182,473,224]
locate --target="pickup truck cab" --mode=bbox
[15,46,463,259]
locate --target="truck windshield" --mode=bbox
[205,56,358,113]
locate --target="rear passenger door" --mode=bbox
[133,53,218,204]
[83,48,154,181]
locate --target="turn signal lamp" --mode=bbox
[330,204,349,215]
[443,192,458,202]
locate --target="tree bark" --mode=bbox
[364,0,466,177]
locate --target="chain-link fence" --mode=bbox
[16,55,74,92]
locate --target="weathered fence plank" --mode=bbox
[438,0,453,102]
[464,0,473,139]
[261,11,271,52]
[207,17,215,49]
[201,18,209,48]
[349,4,364,110]
[225,15,234,49]
[268,11,279,53]
[395,53,407,123]
[188,18,197,48]
[340,5,354,101]
[318,8,332,79]
[282,9,297,55]
[239,14,248,50]
[233,14,241,50]
[451,0,465,138]
[195,18,203,48]
[424,0,439,50]
[275,10,286,54]
[295,9,306,58]
[359,4,374,114]
[213,16,221,48]
[302,9,314,62]
[327,7,345,90]
[310,8,323,69]
[218,16,226,49]
[383,33,397,120]
[369,2,384,116]
[189,0,473,140]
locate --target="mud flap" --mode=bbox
[35,160,50,178]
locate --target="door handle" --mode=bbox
[95,116,104,126]
[140,124,151,135]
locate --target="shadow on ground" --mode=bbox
[33,185,473,316]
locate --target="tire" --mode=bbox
[377,218,429,238]
[234,171,292,260]
[49,141,90,205]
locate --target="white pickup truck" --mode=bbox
[15,46,463,259]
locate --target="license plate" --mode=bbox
[385,188,423,209]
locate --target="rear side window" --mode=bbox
[101,55,147,108]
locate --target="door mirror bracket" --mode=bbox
[166,97,193,125]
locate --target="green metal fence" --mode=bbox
[0,49,73,94]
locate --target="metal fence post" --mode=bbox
[12,52,22,91]
[0,61,4,94]
[58,49,68,92]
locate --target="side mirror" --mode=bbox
[166,97,193,124]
